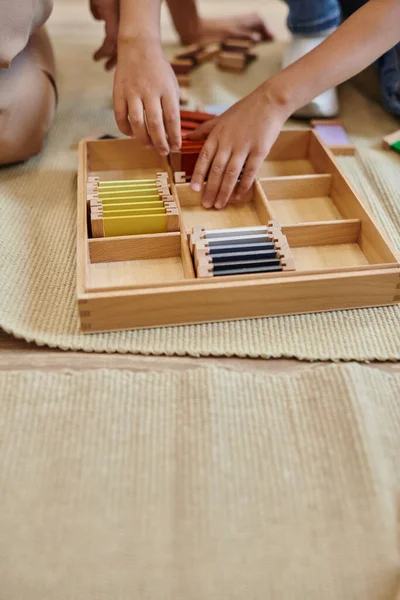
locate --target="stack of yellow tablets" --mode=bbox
[87,172,180,237]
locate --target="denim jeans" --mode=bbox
[284,0,400,115]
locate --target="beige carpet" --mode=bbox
[0,0,399,360]
[0,363,399,599]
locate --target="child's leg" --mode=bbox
[339,0,400,116]
[0,26,56,166]
[282,0,342,118]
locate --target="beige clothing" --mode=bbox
[0,1,56,165]
[0,0,53,68]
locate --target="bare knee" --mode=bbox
[0,109,46,165]
[0,35,56,166]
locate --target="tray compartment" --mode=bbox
[282,219,395,271]
[258,130,316,177]
[87,138,169,181]
[86,233,194,292]
[175,182,272,233]
[259,174,343,224]
[292,243,369,271]
[308,134,399,265]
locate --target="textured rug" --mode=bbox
[0,363,399,599]
[0,1,399,360]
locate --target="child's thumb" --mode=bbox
[186,119,217,140]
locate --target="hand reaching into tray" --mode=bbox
[110,0,181,155]
[187,88,289,210]
[91,0,181,156]
[166,4,273,46]
[113,37,181,155]
[187,0,400,209]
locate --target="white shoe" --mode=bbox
[282,34,340,119]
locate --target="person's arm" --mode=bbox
[113,0,181,154]
[189,0,400,209]
[166,0,201,44]
[91,0,119,71]
[166,0,272,45]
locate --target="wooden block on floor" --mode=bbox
[171,58,193,75]
[176,74,191,87]
[221,38,253,53]
[196,43,219,63]
[216,50,257,73]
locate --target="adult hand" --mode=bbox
[182,12,273,45]
[187,84,289,209]
[113,38,181,154]
[91,0,119,71]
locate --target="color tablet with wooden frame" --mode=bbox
[77,131,400,333]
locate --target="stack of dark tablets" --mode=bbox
[190,223,295,278]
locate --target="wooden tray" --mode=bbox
[77,130,400,333]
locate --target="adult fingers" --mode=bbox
[90,0,100,20]
[201,150,232,209]
[241,12,274,40]
[94,37,115,62]
[255,21,274,41]
[143,98,169,154]
[93,40,108,62]
[105,54,117,71]
[190,136,218,193]
[161,94,181,151]
[235,151,265,198]
[213,152,248,209]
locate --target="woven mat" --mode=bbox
[0,3,399,360]
[0,363,399,599]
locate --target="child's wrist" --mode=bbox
[261,78,296,119]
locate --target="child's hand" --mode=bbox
[90,0,119,71]
[113,38,181,154]
[181,13,273,45]
[187,84,289,209]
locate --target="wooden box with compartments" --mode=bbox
[77,129,400,333]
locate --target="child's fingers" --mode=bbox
[113,93,132,138]
[214,153,247,210]
[190,137,218,192]
[201,150,232,208]
[144,99,170,155]
[235,151,265,198]
[161,94,181,152]
[128,97,151,145]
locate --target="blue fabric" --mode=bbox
[284,0,400,116]
[377,44,400,116]
[285,0,342,35]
